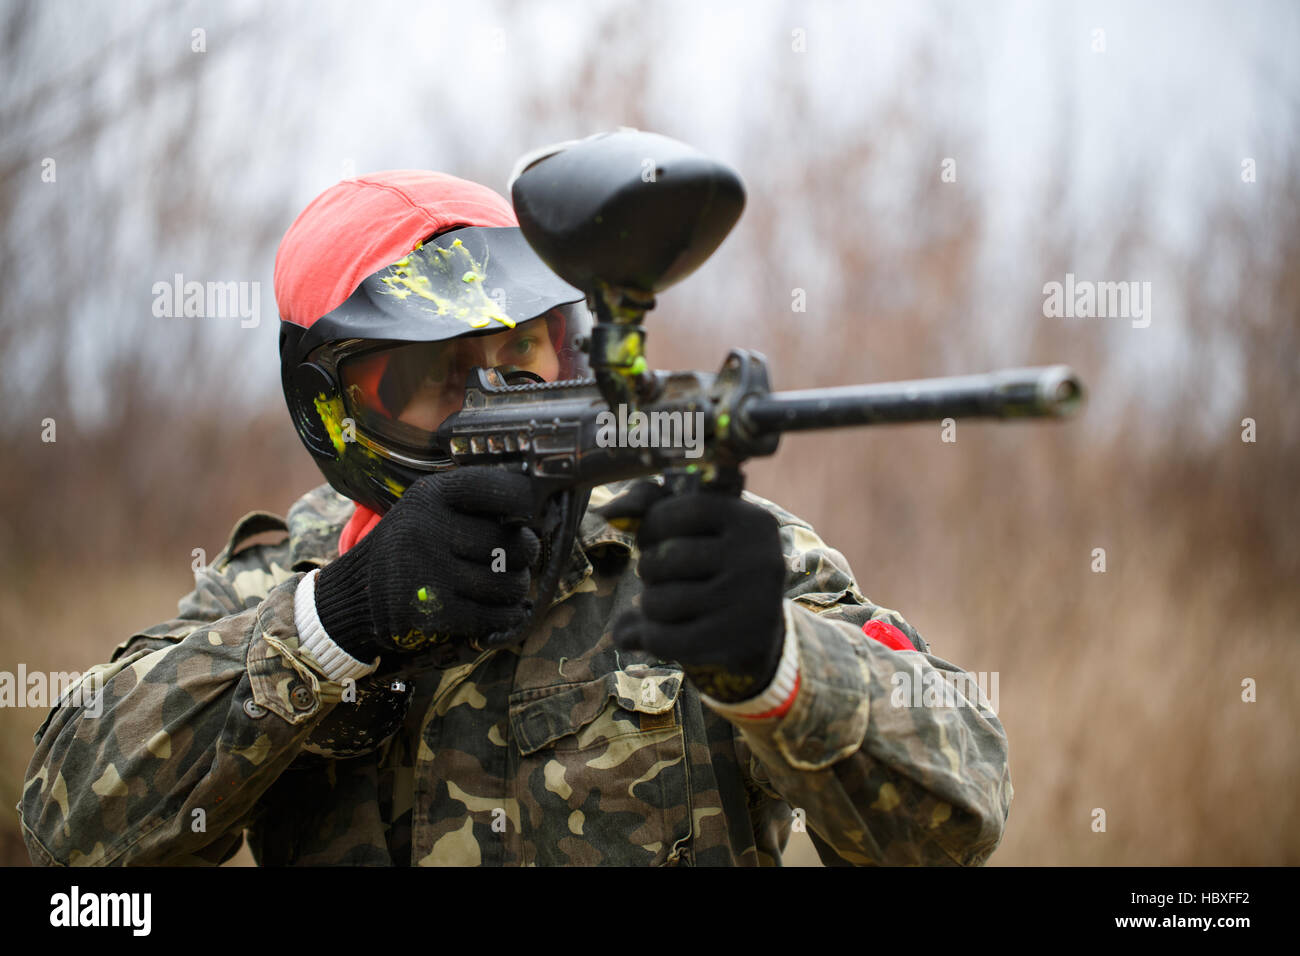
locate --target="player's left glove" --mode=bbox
[611,485,786,703]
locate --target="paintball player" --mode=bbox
[19,169,1012,866]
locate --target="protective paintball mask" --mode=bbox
[281,225,591,514]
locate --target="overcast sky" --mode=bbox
[2,0,1296,432]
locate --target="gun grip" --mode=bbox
[475,486,584,651]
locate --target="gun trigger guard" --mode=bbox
[665,464,745,498]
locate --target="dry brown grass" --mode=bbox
[2,415,1296,867]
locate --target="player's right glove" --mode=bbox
[313,467,540,661]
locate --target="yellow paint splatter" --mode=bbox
[614,330,643,364]
[376,238,515,330]
[312,391,406,498]
[314,393,350,456]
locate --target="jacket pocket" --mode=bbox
[509,665,692,866]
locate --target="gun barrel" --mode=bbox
[742,365,1083,433]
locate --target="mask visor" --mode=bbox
[337,304,591,457]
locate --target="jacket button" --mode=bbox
[243,698,267,719]
[290,685,316,711]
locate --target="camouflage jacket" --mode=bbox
[19,480,1012,866]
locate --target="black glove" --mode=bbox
[315,467,540,661]
[611,484,787,702]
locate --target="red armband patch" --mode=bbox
[863,619,914,651]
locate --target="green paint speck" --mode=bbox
[417,587,429,602]
[717,412,731,430]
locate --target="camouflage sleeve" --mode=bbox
[726,493,1013,866]
[17,528,346,866]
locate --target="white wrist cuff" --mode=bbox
[701,603,801,718]
[293,569,379,683]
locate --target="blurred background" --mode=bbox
[1,0,1296,866]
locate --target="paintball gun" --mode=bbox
[414,129,1084,656]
